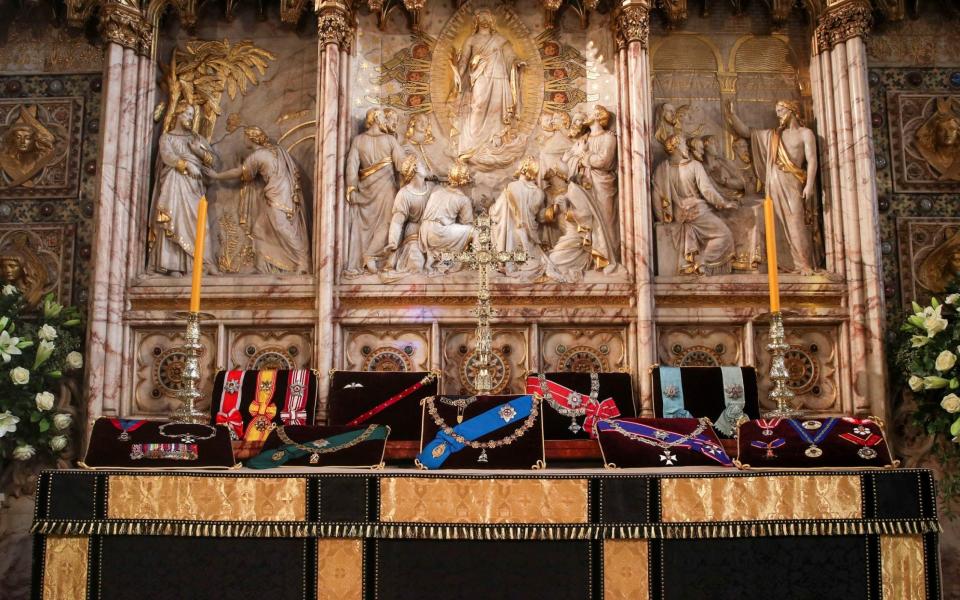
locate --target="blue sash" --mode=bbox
[715,367,747,436]
[659,367,693,418]
[417,396,534,469]
[597,419,732,466]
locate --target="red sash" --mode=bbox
[346,372,438,427]
[216,370,246,439]
[281,369,309,426]
[244,370,278,442]
[525,375,620,437]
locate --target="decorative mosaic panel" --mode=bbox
[655,326,743,367]
[226,327,313,371]
[131,327,218,417]
[886,91,960,192]
[538,327,627,373]
[440,327,528,395]
[342,327,432,372]
[0,97,83,199]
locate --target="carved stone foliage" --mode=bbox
[0,226,75,309]
[814,1,872,54]
[754,325,838,412]
[0,98,83,200]
[656,326,742,366]
[99,3,153,55]
[440,326,528,395]
[227,328,313,370]
[887,92,960,192]
[132,327,218,417]
[538,327,626,372]
[613,3,650,49]
[342,327,431,371]
[896,217,960,304]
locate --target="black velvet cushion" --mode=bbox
[250,424,390,468]
[597,418,733,468]
[527,372,636,440]
[735,416,897,468]
[419,395,545,469]
[327,371,438,441]
[209,369,319,437]
[82,417,236,469]
[651,366,760,435]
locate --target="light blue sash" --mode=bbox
[715,367,747,436]
[659,367,693,418]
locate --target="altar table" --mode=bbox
[32,468,942,599]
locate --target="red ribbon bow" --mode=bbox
[583,397,620,438]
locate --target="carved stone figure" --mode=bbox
[381,155,433,282]
[537,111,572,247]
[344,108,407,277]
[149,104,217,276]
[0,105,58,188]
[207,127,310,274]
[490,157,556,280]
[548,172,618,283]
[403,113,443,177]
[0,232,49,308]
[914,97,960,181]
[727,99,819,274]
[731,137,761,197]
[917,231,960,293]
[419,163,475,274]
[652,134,738,276]
[451,9,525,158]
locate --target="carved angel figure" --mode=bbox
[0,106,59,188]
[914,97,960,181]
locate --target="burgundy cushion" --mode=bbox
[597,418,732,468]
[209,369,319,434]
[735,417,897,468]
[327,371,438,441]
[529,372,636,440]
[82,418,236,468]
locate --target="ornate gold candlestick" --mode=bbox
[170,311,209,424]
[764,311,803,418]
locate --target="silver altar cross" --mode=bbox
[441,214,526,392]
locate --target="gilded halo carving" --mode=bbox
[674,345,723,367]
[556,345,609,373]
[153,347,189,396]
[783,345,820,395]
[247,346,296,370]
[362,346,414,372]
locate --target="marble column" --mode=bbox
[810,0,887,416]
[85,4,154,425]
[314,2,354,416]
[614,0,655,415]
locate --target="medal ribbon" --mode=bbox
[417,396,534,469]
[109,418,147,435]
[280,369,310,426]
[525,376,620,438]
[715,367,746,436]
[751,438,785,459]
[244,370,278,442]
[346,372,437,427]
[756,418,782,431]
[246,425,390,469]
[596,419,732,466]
[787,418,839,447]
[215,370,245,439]
[659,367,693,418]
[839,432,883,448]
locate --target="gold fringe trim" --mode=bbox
[30,519,942,540]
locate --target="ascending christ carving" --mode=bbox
[450,9,525,158]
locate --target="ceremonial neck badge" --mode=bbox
[528,373,619,437]
[109,418,146,441]
[756,418,781,437]
[750,438,785,459]
[787,418,838,458]
[839,431,884,460]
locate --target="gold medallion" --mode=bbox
[432,442,447,459]
[272,450,286,461]
[802,420,822,430]
[309,453,320,464]
[804,445,823,458]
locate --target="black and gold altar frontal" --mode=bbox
[32,468,941,600]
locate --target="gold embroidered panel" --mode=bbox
[378,477,589,524]
[880,535,927,600]
[42,536,88,600]
[660,474,862,522]
[603,540,650,600]
[318,539,364,600]
[107,475,306,521]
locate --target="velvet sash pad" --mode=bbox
[597,418,733,468]
[526,372,637,440]
[651,366,760,437]
[328,371,439,440]
[209,369,319,438]
[82,417,237,469]
[247,424,390,468]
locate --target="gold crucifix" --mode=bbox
[441,214,527,392]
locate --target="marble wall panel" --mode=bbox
[440,326,529,395]
[341,326,432,372]
[226,327,314,370]
[537,327,627,372]
[753,324,839,413]
[655,326,743,367]
[130,326,218,417]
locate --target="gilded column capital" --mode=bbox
[317,2,354,51]
[613,1,651,50]
[99,3,154,56]
[814,0,873,54]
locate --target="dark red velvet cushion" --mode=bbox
[650,366,760,435]
[82,418,237,469]
[530,372,637,440]
[735,417,897,468]
[597,418,732,468]
[327,371,438,440]
[209,369,319,433]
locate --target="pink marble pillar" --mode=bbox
[811,2,888,417]
[313,5,353,416]
[614,1,656,414]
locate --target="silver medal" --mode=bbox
[805,444,823,458]
[858,447,877,460]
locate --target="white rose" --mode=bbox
[0,410,19,438]
[49,435,67,452]
[947,294,960,305]
[908,375,925,392]
[923,305,948,337]
[38,324,57,342]
[942,394,960,414]
[10,366,29,385]
[52,413,72,430]
[911,335,930,348]
[34,391,55,411]
[65,351,83,370]
[2,284,16,296]
[936,350,958,372]
[12,444,36,461]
